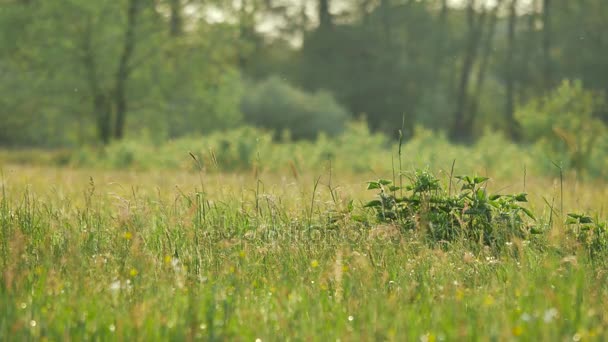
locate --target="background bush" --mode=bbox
[516,80,607,174]
[241,76,349,140]
[62,120,568,180]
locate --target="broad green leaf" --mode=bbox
[514,193,528,202]
[474,176,489,184]
[565,217,579,225]
[579,216,593,224]
[520,207,536,220]
[530,226,543,234]
[367,182,381,190]
[363,200,383,208]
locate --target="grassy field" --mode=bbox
[1,162,608,341]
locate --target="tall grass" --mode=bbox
[0,165,607,340]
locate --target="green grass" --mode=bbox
[1,165,607,341]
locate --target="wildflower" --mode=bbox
[483,295,494,306]
[123,232,133,240]
[512,326,524,336]
[419,332,435,342]
[129,268,138,277]
[109,280,122,292]
[543,308,559,323]
[310,260,319,268]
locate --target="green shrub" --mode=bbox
[566,214,608,258]
[63,118,596,179]
[241,76,349,140]
[516,80,607,174]
[364,170,539,250]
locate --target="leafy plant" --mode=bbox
[516,80,607,173]
[364,169,537,248]
[566,213,608,257]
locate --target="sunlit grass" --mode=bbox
[1,164,607,340]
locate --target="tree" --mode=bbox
[541,0,553,91]
[468,0,502,129]
[169,0,183,36]
[113,0,143,140]
[504,0,521,140]
[48,0,153,143]
[449,0,487,142]
[318,0,332,30]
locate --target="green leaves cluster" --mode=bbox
[516,80,607,173]
[0,0,243,146]
[364,169,537,248]
[566,213,608,258]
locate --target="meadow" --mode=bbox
[1,129,608,341]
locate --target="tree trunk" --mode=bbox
[518,0,538,102]
[169,0,182,36]
[95,95,112,144]
[81,18,112,144]
[318,0,332,30]
[505,0,521,140]
[380,0,391,44]
[542,0,552,91]
[449,0,486,142]
[113,0,140,140]
[433,0,448,69]
[469,0,503,123]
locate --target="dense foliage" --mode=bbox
[364,171,537,248]
[241,76,349,140]
[1,0,607,146]
[4,119,607,179]
[517,80,607,173]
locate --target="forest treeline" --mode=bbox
[1,0,607,146]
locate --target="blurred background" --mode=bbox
[0,0,607,175]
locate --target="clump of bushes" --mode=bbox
[516,80,607,175]
[241,76,349,140]
[364,169,539,249]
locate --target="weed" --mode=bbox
[364,169,538,249]
[566,213,608,258]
